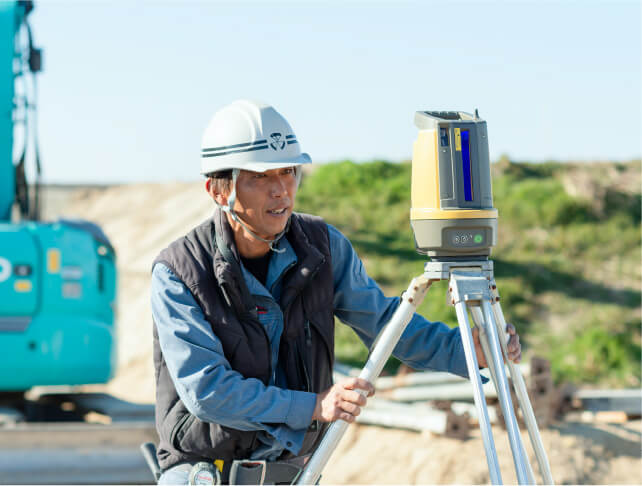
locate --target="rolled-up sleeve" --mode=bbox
[328,224,469,378]
[151,263,316,454]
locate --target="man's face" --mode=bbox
[217,167,298,240]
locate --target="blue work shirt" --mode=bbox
[151,223,469,460]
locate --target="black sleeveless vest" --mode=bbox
[152,209,335,471]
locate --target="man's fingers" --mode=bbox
[342,389,367,406]
[507,334,520,353]
[502,323,520,363]
[317,379,375,423]
[343,378,375,397]
[342,377,363,389]
[343,377,370,390]
[339,412,355,423]
[340,401,361,417]
[471,326,488,368]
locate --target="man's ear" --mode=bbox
[205,178,228,207]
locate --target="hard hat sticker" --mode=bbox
[269,132,285,150]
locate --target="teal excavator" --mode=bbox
[0,1,117,392]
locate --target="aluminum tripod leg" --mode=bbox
[449,270,535,484]
[296,275,431,485]
[490,296,554,485]
[470,306,535,484]
[480,299,530,484]
[453,299,502,484]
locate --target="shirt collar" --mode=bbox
[240,236,297,299]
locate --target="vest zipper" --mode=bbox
[304,320,312,347]
[297,341,312,392]
[284,259,325,393]
[306,316,334,376]
[299,323,317,432]
[247,314,272,386]
[269,260,297,294]
[280,256,325,312]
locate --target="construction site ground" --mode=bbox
[38,183,642,485]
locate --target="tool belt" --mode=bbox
[187,457,305,485]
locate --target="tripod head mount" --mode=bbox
[423,258,494,281]
[410,110,498,259]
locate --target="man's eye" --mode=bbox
[253,173,266,179]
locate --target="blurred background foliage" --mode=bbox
[296,158,641,387]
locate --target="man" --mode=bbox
[151,100,521,484]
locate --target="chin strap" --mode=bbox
[215,168,288,254]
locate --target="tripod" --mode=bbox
[297,259,554,485]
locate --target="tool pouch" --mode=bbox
[229,459,302,485]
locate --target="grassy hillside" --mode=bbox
[296,159,641,387]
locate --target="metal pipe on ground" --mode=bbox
[374,364,531,391]
[356,407,469,439]
[575,389,642,416]
[451,401,498,423]
[375,372,468,390]
[380,379,498,402]
[366,396,496,424]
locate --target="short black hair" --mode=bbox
[205,169,233,180]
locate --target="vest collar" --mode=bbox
[279,214,326,311]
[212,208,256,318]
[211,208,326,316]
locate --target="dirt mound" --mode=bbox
[323,419,641,484]
[58,181,211,403]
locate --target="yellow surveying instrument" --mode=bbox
[298,111,554,485]
[410,110,497,258]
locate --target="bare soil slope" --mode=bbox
[57,182,212,403]
[322,420,642,485]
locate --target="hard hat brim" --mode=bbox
[201,152,311,175]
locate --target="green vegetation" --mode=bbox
[296,159,642,386]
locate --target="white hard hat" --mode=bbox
[201,100,311,175]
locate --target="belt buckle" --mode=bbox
[230,459,267,485]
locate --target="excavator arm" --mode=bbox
[0,0,42,222]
